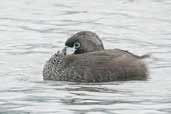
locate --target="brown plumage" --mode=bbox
[43,31,148,82]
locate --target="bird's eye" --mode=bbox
[74,42,80,49]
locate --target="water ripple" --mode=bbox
[0,0,171,114]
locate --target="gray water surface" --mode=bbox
[0,0,171,114]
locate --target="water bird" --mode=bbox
[43,31,149,82]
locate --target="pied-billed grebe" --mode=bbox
[43,31,148,82]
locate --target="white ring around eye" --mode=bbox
[74,42,80,49]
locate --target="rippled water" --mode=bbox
[0,0,171,114]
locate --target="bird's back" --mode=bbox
[62,49,148,82]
